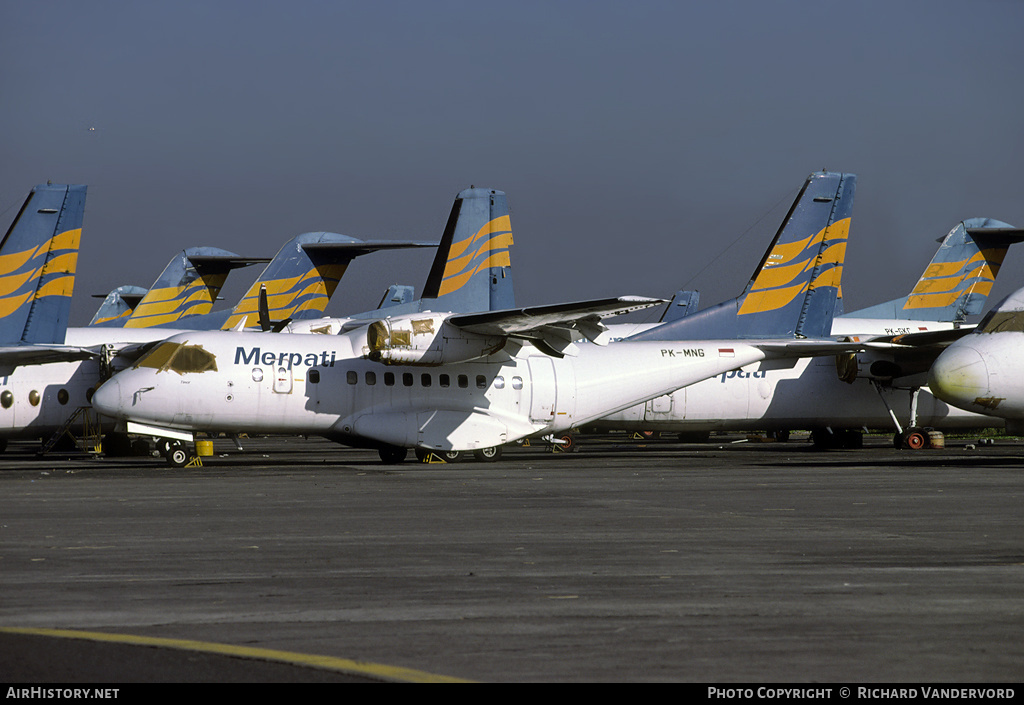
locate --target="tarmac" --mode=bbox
[1,432,1022,683]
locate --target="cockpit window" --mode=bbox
[133,341,218,374]
[977,309,1024,334]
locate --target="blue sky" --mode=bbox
[3,1,1024,326]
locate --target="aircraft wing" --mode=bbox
[447,296,667,354]
[887,326,976,347]
[752,339,871,357]
[0,345,100,369]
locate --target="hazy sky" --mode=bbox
[3,1,1023,327]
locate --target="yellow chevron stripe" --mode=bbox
[810,264,843,289]
[35,274,76,299]
[0,269,38,297]
[738,281,809,315]
[0,291,33,317]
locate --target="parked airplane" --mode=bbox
[88,173,862,465]
[0,187,514,451]
[927,286,1024,434]
[0,183,88,452]
[90,247,269,327]
[591,206,1024,449]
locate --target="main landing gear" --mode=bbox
[378,445,504,464]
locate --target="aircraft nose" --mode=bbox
[928,344,990,408]
[91,377,122,418]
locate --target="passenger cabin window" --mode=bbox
[308,369,320,384]
[133,341,218,375]
[476,375,487,389]
[347,371,358,385]
[385,372,395,386]
[403,372,414,387]
[494,376,505,389]
[458,375,469,389]
[421,373,431,387]
[439,374,450,388]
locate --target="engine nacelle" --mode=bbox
[366,313,505,365]
[835,346,939,384]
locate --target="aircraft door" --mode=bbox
[526,357,556,423]
[644,393,674,419]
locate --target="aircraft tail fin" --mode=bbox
[117,248,265,328]
[630,171,855,341]
[660,290,700,323]
[842,218,1024,322]
[0,183,86,344]
[221,232,435,330]
[377,284,416,310]
[89,285,149,325]
[419,187,515,313]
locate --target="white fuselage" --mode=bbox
[590,355,992,434]
[586,317,991,434]
[90,330,770,451]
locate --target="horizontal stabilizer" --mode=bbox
[963,227,1024,242]
[301,240,437,259]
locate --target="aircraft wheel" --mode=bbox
[553,434,576,453]
[441,449,462,463]
[166,443,194,468]
[901,429,927,450]
[473,446,502,462]
[378,446,408,464]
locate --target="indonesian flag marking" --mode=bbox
[719,348,735,357]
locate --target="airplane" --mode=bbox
[89,247,269,328]
[927,286,1024,434]
[88,172,864,466]
[0,187,514,452]
[588,208,1024,449]
[0,183,88,452]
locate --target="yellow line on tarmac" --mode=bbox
[0,627,471,683]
